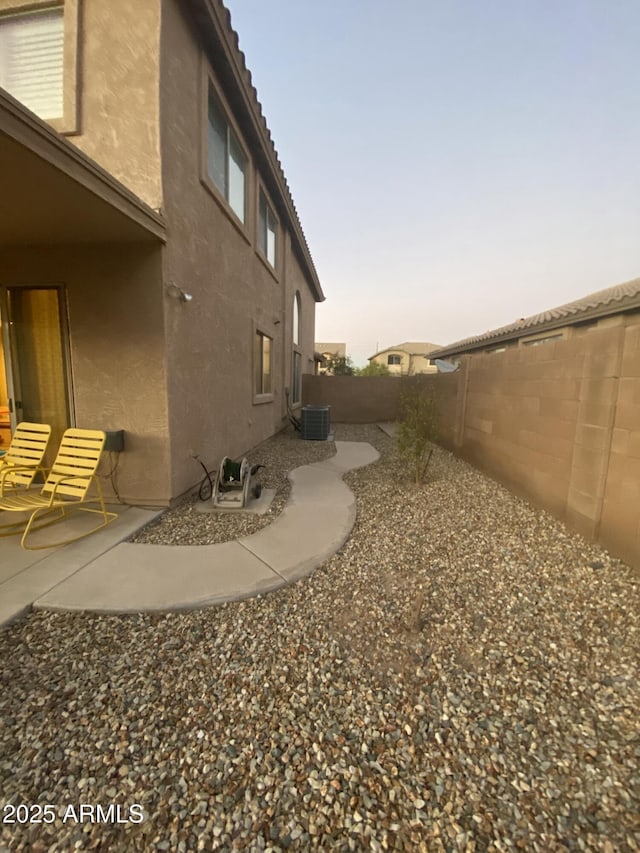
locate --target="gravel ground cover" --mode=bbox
[1,424,639,852]
[129,428,336,545]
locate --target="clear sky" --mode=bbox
[225,0,640,366]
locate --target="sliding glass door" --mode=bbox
[0,286,73,465]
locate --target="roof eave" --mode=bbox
[194,0,324,302]
[0,89,166,242]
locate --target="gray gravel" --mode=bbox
[129,427,336,545]
[1,424,639,852]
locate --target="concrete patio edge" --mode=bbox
[33,441,379,614]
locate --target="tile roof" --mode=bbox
[428,278,640,359]
[193,0,324,302]
[315,343,347,358]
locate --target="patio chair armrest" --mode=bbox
[0,463,38,485]
[48,473,98,502]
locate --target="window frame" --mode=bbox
[290,291,302,405]
[387,354,402,365]
[291,350,302,406]
[292,291,301,347]
[258,188,278,269]
[0,0,80,134]
[202,71,250,230]
[253,327,273,403]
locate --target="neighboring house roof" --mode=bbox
[428,278,640,360]
[316,343,346,356]
[369,342,441,361]
[190,0,324,302]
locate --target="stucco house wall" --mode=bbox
[0,0,322,505]
[68,0,163,209]
[0,244,170,504]
[156,0,318,497]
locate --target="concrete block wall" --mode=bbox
[599,315,640,567]
[447,317,639,567]
[302,373,461,428]
[303,312,640,570]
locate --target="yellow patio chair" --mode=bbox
[0,428,116,550]
[0,422,52,495]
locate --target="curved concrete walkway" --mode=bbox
[34,441,379,613]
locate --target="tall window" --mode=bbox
[291,292,301,403]
[0,8,64,120]
[258,192,277,267]
[254,331,272,395]
[292,292,300,346]
[292,352,301,405]
[207,86,246,222]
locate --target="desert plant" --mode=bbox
[324,354,355,375]
[396,381,439,484]
[355,361,390,376]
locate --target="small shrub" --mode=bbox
[324,355,355,375]
[396,381,439,485]
[356,361,390,376]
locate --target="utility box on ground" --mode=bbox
[300,405,331,440]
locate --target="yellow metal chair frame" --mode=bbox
[0,428,116,550]
[0,422,52,495]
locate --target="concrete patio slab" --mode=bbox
[0,507,161,626]
[36,540,284,612]
[239,500,356,583]
[28,441,379,616]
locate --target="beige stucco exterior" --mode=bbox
[0,0,323,505]
[369,343,439,375]
[72,0,163,207]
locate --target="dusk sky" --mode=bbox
[225,0,640,366]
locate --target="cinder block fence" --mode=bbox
[303,315,640,570]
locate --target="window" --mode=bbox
[291,293,301,403]
[292,351,301,405]
[0,7,64,120]
[292,292,300,346]
[207,87,246,222]
[387,354,401,365]
[258,192,277,267]
[254,331,272,395]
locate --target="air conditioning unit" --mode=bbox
[300,405,331,440]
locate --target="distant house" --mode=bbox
[428,279,640,361]
[315,342,347,375]
[0,0,324,505]
[369,342,440,375]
